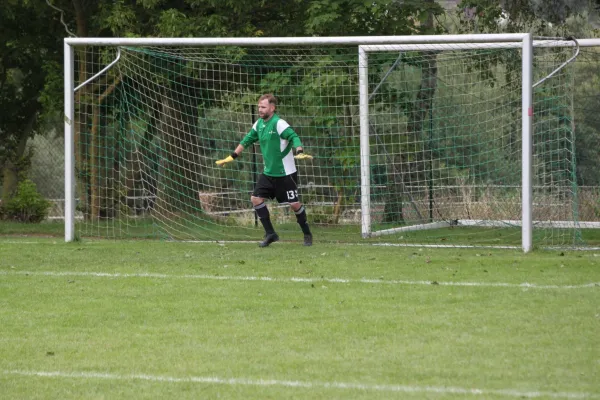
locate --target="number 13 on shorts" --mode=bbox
[287,190,298,201]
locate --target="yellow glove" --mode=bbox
[294,152,313,160]
[215,155,235,166]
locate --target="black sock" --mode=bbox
[295,206,311,235]
[254,202,275,235]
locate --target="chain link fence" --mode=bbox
[26,129,66,219]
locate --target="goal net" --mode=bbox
[64,36,593,249]
[361,40,584,248]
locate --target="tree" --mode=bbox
[455,0,600,188]
[43,0,449,221]
[529,0,590,24]
[42,0,314,219]
[456,0,597,33]
[0,1,63,205]
[24,0,516,227]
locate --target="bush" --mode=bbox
[1,179,52,223]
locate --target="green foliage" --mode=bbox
[0,179,51,223]
[156,9,192,37]
[11,0,600,233]
[456,0,597,33]
[38,61,64,122]
[0,0,63,199]
[530,0,590,24]
[306,0,444,36]
[100,1,138,35]
[452,0,600,190]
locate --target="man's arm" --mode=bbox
[216,126,257,166]
[277,120,312,159]
[280,127,302,149]
[280,128,313,159]
[240,125,259,148]
[216,144,246,166]
[233,144,244,156]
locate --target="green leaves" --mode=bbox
[101,1,137,36]
[38,61,63,121]
[259,72,293,95]
[137,0,165,9]
[0,179,52,223]
[156,9,192,37]
[456,0,595,33]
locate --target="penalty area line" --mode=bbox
[2,370,598,399]
[0,270,597,290]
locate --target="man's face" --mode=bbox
[258,99,275,120]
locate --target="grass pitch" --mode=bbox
[3,220,600,247]
[0,237,599,399]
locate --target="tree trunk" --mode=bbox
[71,0,88,38]
[385,1,438,224]
[332,188,344,224]
[407,55,437,140]
[71,0,91,218]
[154,87,201,219]
[89,77,120,220]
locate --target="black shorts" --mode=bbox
[253,172,299,204]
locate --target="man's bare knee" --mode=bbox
[251,196,264,206]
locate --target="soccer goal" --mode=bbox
[63,34,600,251]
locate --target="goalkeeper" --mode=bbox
[216,94,313,247]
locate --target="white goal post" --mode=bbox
[358,37,600,252]
[63,34,599,251]
[359,34,534,251]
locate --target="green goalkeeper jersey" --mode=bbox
[240,114,303,177]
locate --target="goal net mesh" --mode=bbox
[71,41,584,246]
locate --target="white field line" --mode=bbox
[2,370,598,399]
[0,270,597,290]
